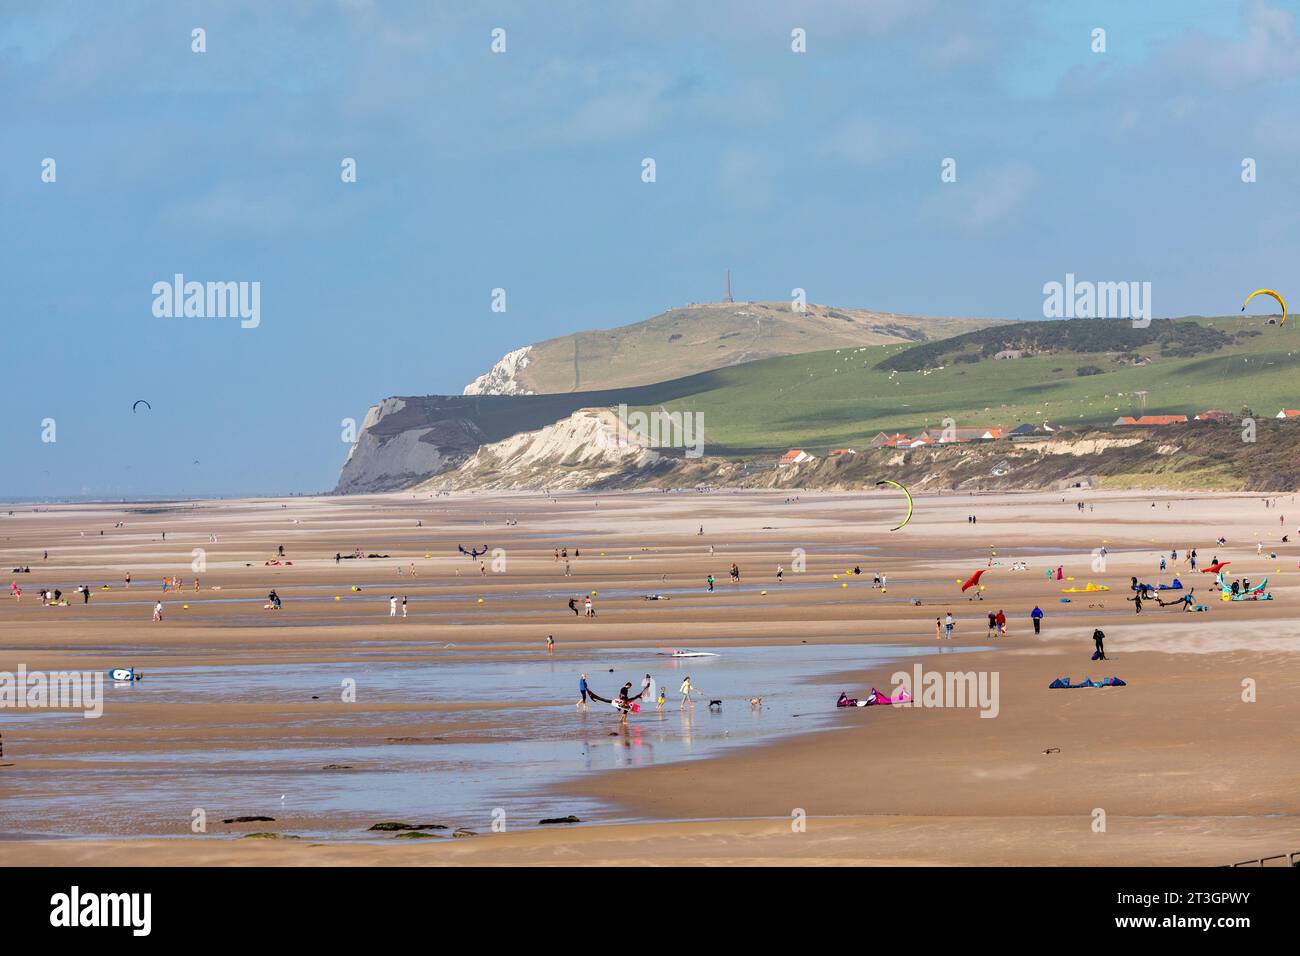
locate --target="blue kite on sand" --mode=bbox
[1049,676,1127,689]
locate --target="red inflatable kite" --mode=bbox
[1201,561,1231,574]
[960,568,988,591]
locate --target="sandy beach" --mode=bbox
[2,489,1298,866]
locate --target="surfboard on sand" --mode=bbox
[660,648,719,658]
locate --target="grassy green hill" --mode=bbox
[473,301,1005,393]
[624,316,1298,456]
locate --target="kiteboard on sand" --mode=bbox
[660,648,719,658]
[108,667,141,682]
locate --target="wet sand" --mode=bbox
[2,489,1298,865]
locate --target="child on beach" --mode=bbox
[152,601,163,622]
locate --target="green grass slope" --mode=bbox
[625,316,1297,457]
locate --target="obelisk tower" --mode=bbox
[724,269,733,304]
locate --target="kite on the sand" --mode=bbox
[1216,572,1272,601]
[457,545,488,558]
[960,568,988,592]
[1201,561,1230,574]
[1048,676,1126,689]
[837,687,914,708]
[874,479,913,531]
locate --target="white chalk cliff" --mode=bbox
[416,409,662,491]
[463,346,535,395]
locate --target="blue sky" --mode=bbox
[2,0,1298,497]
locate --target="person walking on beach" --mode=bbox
[152,601,163,622]
[1030,605,1043,635]
[402,595,408,618]
[995,609,1007,636]
[641,673,653,704]
[987,611,997,639]
[546,634,554,655]
[1128,591,1143,614]
[935,617,942,640]
[389,595,398,617]
[1092,628,1107,660]
[944,612,955,639]
[584,597,594,617]
[679,676,695,709]
[706,574,714,592]
[776,565,784,582]
[576,673,589,712]
[568,597,579,616]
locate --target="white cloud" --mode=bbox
[816,115,914,167]
[924,161,1037,232]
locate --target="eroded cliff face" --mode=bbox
[415,409,663,492]
[462,346,534,396]
[336,398,489,493]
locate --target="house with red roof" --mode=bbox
[777,449,814,467]
[1115,414,1187,426]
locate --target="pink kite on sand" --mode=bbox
[866,687,913,705]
